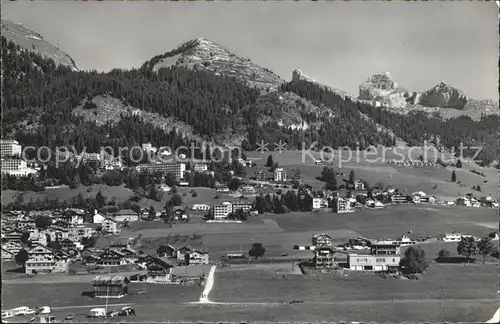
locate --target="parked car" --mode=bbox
[35,306,51,315]
[107,310,120,317]
[65,313,75,320]
[118,307,135,316]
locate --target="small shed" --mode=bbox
[92,275,128,298]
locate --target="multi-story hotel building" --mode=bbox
[1,159,37,177]
[1,139,22,157]
[136,162,186,179]
[211,202,233,220]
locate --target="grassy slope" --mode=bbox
[247,150,499,200]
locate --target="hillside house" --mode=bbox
[412,195,421,204]
[312,233,332,247]
[185,250,209,265]
[93,210,106,224]
[2,241,23,255]
[191,204,210,211]
[102,218,118,234]
[312,198,328,209]
[113,209,139,223]
[255,170,267,181]
[158,244,176,258]
[274,168,287,182]
[231,201,253,213]
[354,180,365,191]
[438,232,463,242]
[391,194,407,203]
[332,197,354,213]
[145,257,174,282]
[92,276,128,298]
[1,247,16,260]
[25,245,56,274]
[176,246,192,261]
[4,228,24,243]
[59,238,77,250]
[99,249,128,266]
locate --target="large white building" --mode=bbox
[1,139,22,157]
[1,159,37,177]
[212,202,233,220]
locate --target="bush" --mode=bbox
[438,249,450,258]
[192,191,198,197]
[214,195,220,199]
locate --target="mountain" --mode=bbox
[142,37,284,91]
[1,22,499,166]
[358,72,409,108]
[1,20,78,71]
[418,81,468,110]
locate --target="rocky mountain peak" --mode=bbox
[292,69,315,82]
[419,81,468,109]
[143,37,285,91]
[358,72,408,108]
[1,20,78,71]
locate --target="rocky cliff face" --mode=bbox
[1,20,78,71]
[358,72,408,108]
[142,37,284,91]
[418,81,468,109]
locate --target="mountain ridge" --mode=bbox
[142,37,285,92]
[1,20,78,71]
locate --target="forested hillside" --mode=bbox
[1,37,258,150]
[284,79,499,166]
[2,35,498,166]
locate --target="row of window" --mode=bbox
[27,262,54,267]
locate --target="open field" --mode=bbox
[207,264,498,322]
[268,205,497,239]
[4,264,498,323]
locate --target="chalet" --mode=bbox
[158,244,176,258]
[1,247,16,260]
[51,220,71,229]
[191,204,210,211]
[216,186,230,193]
[313,247,335,268]
[312,198,328,209]
[412,195,422,204]
[231,201,253,213]
[16,218,35,229]
[113,210,139,223]
[176,246,192,261]
[332,197,354,213]
[4,228,24,243]
[51,229,70,242]
[312,233,332,247]
[193,162,209,173]
[2,241,23,255]
[99,249,128,266]
[59,238,77,250]
[240,185,256,193]
[157,184,171,192]
[145,257,174,282]
[25,245,56,274]
[185,250,209,265]
[92,276,128,298]
[68,225,93,239]
[102,217,118,234]
[255,170,267,181]
[93,210,106,224]
[354,180,365,191]
[62,210,85,225]
[391,194,407,203]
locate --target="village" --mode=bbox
[2,139,499,322]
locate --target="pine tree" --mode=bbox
[451,170,457,182]
[265,155,274,167]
